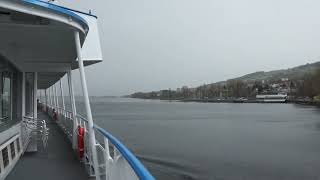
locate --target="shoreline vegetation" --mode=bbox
[129,62,320,106]
[130,96,320,106]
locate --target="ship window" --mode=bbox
[0,55,20,132]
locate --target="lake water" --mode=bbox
[76,97,320,180]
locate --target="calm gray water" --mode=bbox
[76,97,320,180]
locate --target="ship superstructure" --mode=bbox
[0,1,154,179]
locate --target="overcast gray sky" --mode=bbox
[60,0,320,96]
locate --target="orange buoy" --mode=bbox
[77,126,85,159]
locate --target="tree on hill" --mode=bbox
[296,68,320,98]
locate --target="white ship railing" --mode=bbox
[0,134,22,179]
[44,104,155,180]
[0,116,48,179]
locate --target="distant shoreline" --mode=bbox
[130,97,320,106]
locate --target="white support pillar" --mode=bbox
[53,86,55,107]
[53,84,56,108]
[49,86,52,106]
[51,86,53,111]
[51,86,54,107]
[51,87,54,106]
[59,78,66,127]
[60,79,66,111]
[48,87,50,106]
[67,68,78,149]
[74,31,100,180]
[21,72,26,151]
[27,72,38,152]
[55,83,59,109]
[53,85,56,108]
[22,72,26,117]
[52,86,54,107]
[51,86,53,107]
[39,90,42,102]
[45,89,47,111]
[33,72,37,119]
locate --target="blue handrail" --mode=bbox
[21,0,89,31]
[76,114,87,120]
[94,125,155,180]
[74,114,155,180]
[40,0,98,19]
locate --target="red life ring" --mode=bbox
[77,126,85,159]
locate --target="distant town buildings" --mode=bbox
[131,75,319,102]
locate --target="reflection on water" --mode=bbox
[74,97,320,180]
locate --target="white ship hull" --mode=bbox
[256,94,287,103]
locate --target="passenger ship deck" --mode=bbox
[7,112,87,180]
[0,0,154,179]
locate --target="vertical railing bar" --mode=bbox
[13,140,18,159]
[0,147,4,172]
[7,144,12,163]
[104,137,110,180]
[19,137,23,154]
[113,145,118,159]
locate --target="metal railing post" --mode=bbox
[74,30,100,180]
[104,138,110,180]
[14,140,18,159]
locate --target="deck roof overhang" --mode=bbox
[0,0,101,89]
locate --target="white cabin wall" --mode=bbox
[76,14,103,62]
